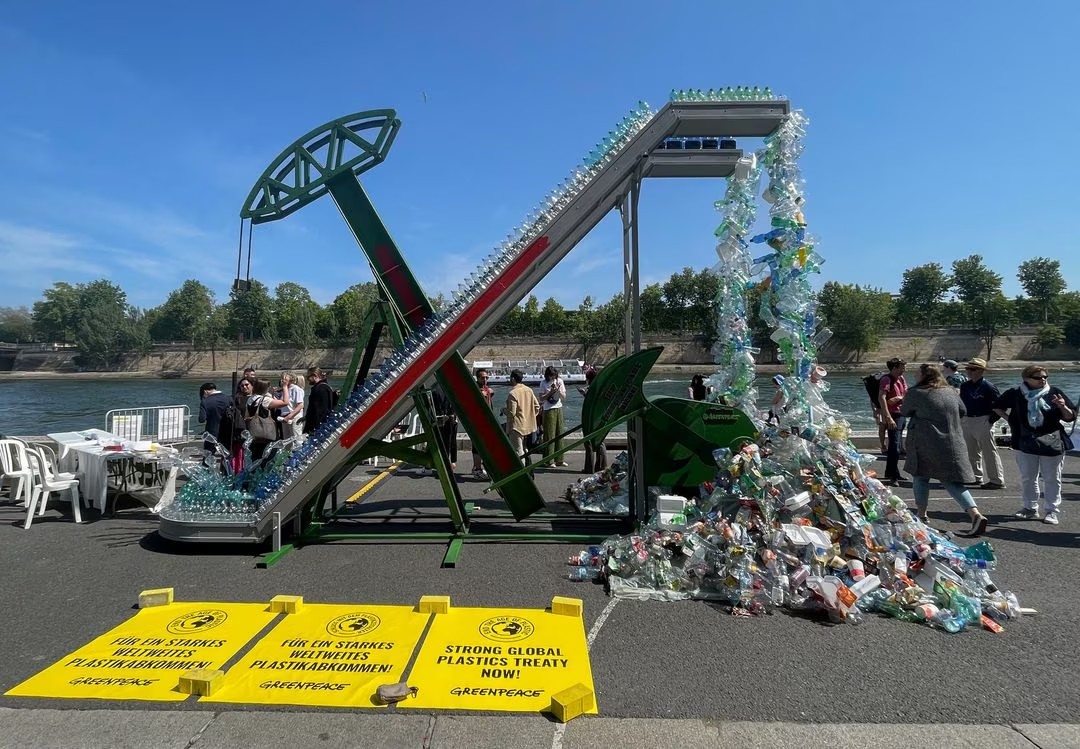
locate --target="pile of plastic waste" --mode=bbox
[567,426,1021,633]
[566,452,630,514]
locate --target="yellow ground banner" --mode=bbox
[400,607,596,713]
[202,603,428,708]
[6,603,275,702]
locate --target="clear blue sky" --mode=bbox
[2,1,1077,312]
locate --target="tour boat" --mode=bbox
[466,359,588,385]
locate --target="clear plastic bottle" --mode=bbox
[566,566,601,582]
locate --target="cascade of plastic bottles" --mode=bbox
[705,151,763,419]
[163,102,658,522]
[751,111,830,431]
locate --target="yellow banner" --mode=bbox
[202,604,428,708]
[6,603,275,702]
[400,607,596,713]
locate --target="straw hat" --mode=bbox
[965,357,988,370]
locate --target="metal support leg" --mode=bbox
[621,173,647,524]
[272,511,282,553]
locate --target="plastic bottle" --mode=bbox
[566,566,601,582]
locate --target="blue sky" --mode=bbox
[2,1,1077,313]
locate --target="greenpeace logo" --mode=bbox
[450,686,544,698]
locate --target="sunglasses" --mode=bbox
[1027,374,1048,381]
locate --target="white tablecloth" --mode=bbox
[47,430,177,513]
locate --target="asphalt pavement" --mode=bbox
[1,447,1078,748]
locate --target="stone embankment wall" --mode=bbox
[4,327,1078,374]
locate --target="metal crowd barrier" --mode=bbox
[104,405,191,443]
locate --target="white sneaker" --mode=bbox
[1043,512,1060,525]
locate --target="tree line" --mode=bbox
[818,254,1078,361]
[0,254,1074,367]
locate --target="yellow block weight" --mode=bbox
[550,683,595,722]
[138,588,174,608]
[269,595,304,614]
[178,669,224,697]
[550,596,583,617]
[419,595,451,614]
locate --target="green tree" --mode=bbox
[1034,324,1065,350]
[493,303,524,335]
[640,283,665,332]
[226,280,274,342]
[72,280,144,368]
[594,293,626,357]
[1064,316,1080,348]
[817,282,894,363]
[572,296,605,363]
[0,306,35,342]
[662,267,696,332]
[31,282,81,342]
[538,297,567,334]
[328,282,379,343]
[951,254,1003,327]
[691,269,721,346]
[897,263,951,328]
[521,295,541,336]
[972,292,1015,360]
[148,279,215,345]
[273,282,319,348]
[1017,257,1067,323]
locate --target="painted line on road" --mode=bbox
[552,596,621,749]
[345,462,400,503]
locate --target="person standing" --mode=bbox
[431,384,458,472]
[304,367,335,436]
[878,357,908,484]
[471,368,494,479]
[505,369,540,464]
[578,367,608,474]
[197,383,230,457]
[994,365,1076,525]
[538,365,568,467]
[280,372,305,442]
[958,357,1005,489]
[943,359,967,389]
[230,377,256,474]
[900,363,988,536]
[688,374,709,401]
[245,379,288,461]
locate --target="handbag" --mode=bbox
[375,682,417,704]
[1021,429,1065,456]
[245,399,278,442]
[1063,418,1077,452]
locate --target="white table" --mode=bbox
[47,430,178,513]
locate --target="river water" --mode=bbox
[3,371,1079,437]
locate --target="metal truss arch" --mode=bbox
[241,109,401,224]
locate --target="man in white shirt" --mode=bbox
[538,365,568,467]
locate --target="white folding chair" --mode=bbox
[24,446,82,529]
[0,438,34,506]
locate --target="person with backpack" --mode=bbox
[304,367,336,437]
[878,357,908,485]
[863,371,888,454]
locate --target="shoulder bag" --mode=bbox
[245,398,278,442]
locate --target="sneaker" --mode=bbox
[981,482,1005,490]
[1013,507,1040,520]
[1043,512,1060,525]
[967,514,988,537]
[555,462,569,467]
[472,469,488,480]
